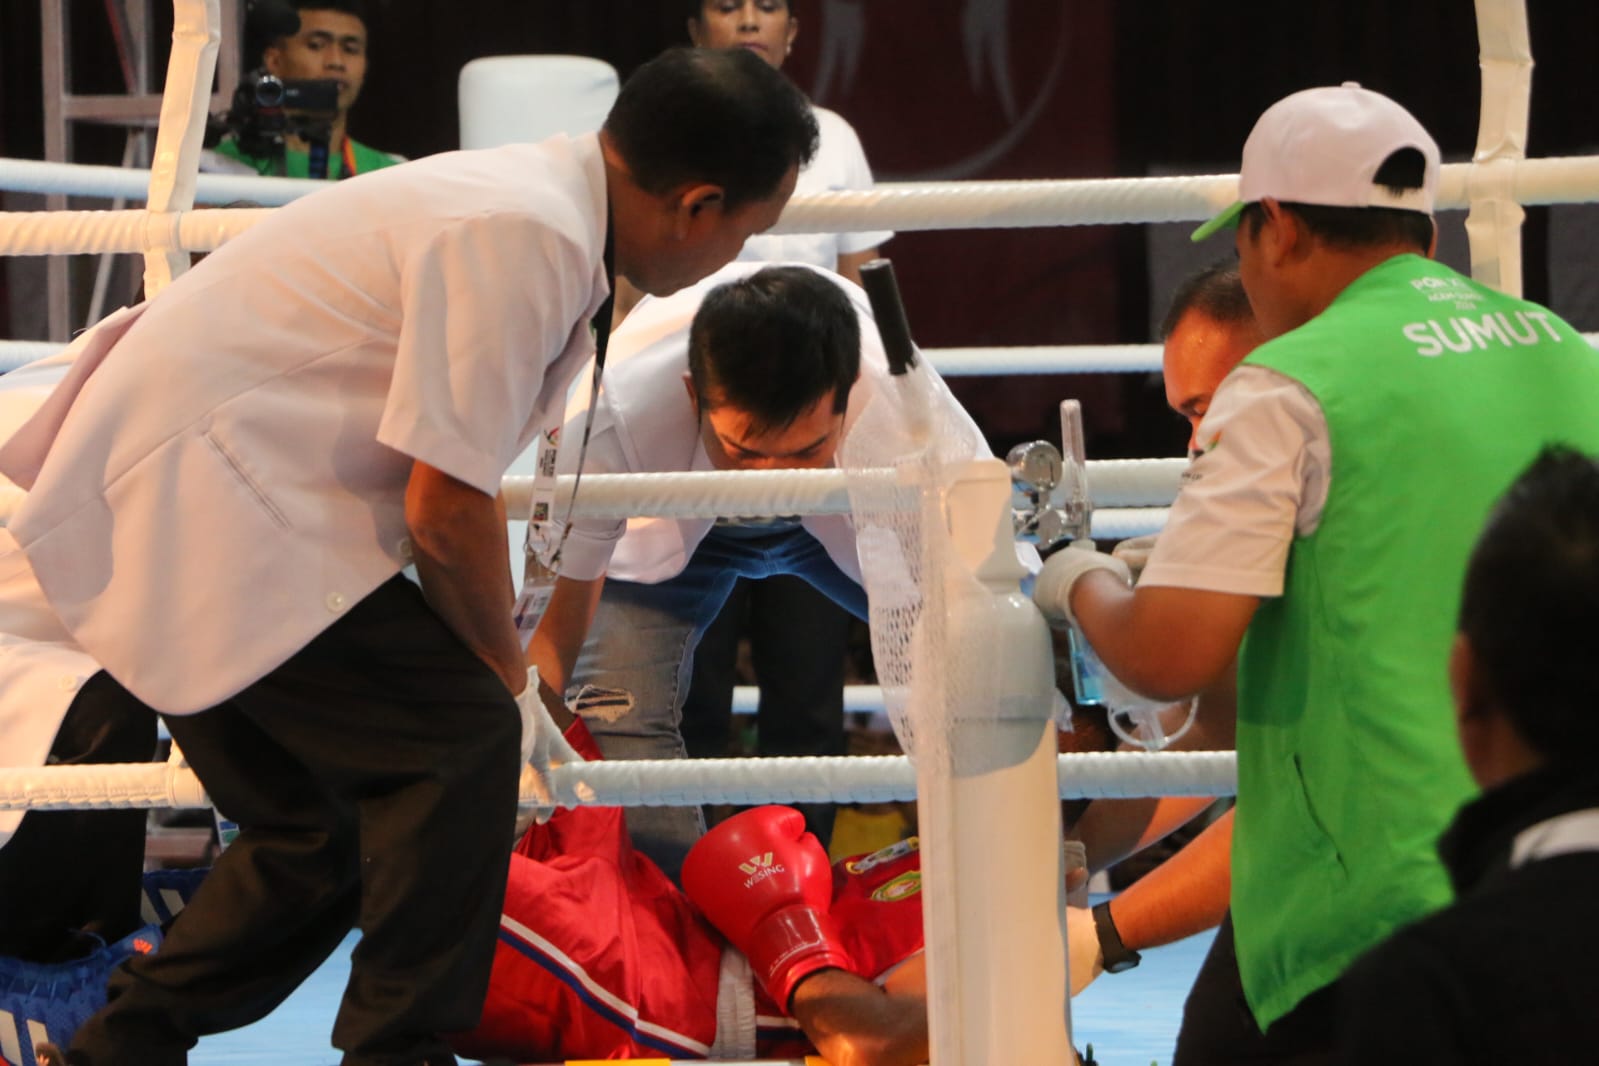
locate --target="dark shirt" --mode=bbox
[1337,760,1599,1064]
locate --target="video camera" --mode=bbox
[209,70,342,175]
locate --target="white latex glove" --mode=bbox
[1033,542,1131,628]
[515,666,585,826]
[1067,902,1105,996]
[1110,533,1159,582]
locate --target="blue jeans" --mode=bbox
[574,522,866,880]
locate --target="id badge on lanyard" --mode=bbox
[514,427,562,644]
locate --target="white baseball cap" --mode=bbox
[1191,82,1440,242]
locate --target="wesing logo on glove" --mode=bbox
[739,852,785,888]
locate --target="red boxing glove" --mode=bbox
[682,805,857,1010]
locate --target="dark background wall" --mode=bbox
[4,1,1598,458]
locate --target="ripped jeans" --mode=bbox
[571,521,866,881]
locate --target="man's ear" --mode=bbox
[1449,632,1486,721]
[262,46,286,78]
[682,371,699,417]
[674,184,726,237]
[1258,198,1301,266]
[1426,216,1440,260]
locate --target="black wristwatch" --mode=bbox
[1092,900,1142,974]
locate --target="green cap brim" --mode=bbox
[1190,201,1246,243]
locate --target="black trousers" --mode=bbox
[0,672,157,962]
[70,577,522,1066]
[1173,912,1339,1066]
[680,574,849,846]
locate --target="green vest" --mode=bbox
[1234,253,1599,1026]
[213,135,403,180]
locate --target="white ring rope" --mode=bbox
[9,155,1599,257]
[0,461,1178,534]
[0,751,1236,813]
[733,684,884,714]
[0,339,1167,377]
[0,206,274,258]
[8,332,1599,379]
[497,459,1185,518]
[0,156,325,206]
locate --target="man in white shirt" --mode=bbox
[525,261,995,878]
[0,47,817,1066]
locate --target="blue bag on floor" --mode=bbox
[0,923,163,1066]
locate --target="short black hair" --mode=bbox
[1459,445,1599,757]
[246,0,366,62]
[1160,259,1253,339]
[287,0,366,19]
[1240,147,1433,253]
[604,47,818,211]
[688,266,860,434]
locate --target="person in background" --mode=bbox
[1067,263,1256,1047]
[212,0,403,179]
[677,0,896,855]
[1337,446,1599,1064]
[524,262,1000,881]
[1037,83,1599,1062]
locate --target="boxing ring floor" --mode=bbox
[185,894,1213,1066]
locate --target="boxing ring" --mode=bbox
[1,0,1593,1062]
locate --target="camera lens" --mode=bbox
[252,73,286,108]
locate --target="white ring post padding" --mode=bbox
[10,156,1599,257]
[0,751,1236,812]
[139,0,221,298]
[1466,0,1534,295]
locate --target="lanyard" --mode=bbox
[514,210,615,641]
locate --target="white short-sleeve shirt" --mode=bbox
[0,134,612,713]
[737,106,892,270]
[542,260,989,586]
[1138,364,1332,598]
[0,355,104,848]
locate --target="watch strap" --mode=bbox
[1092,900,1142,974]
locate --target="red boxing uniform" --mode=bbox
[450,722,925,1063]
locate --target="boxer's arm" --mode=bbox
[1107,809,1232,951]
[1072,664,1236,869]
[790,958,929,1066]
[1069,811,1231,995]
[526,574,603,697]
[1075,794,1217,874]
[406,460,524,693]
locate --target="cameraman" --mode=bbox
[213,0,402,179]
